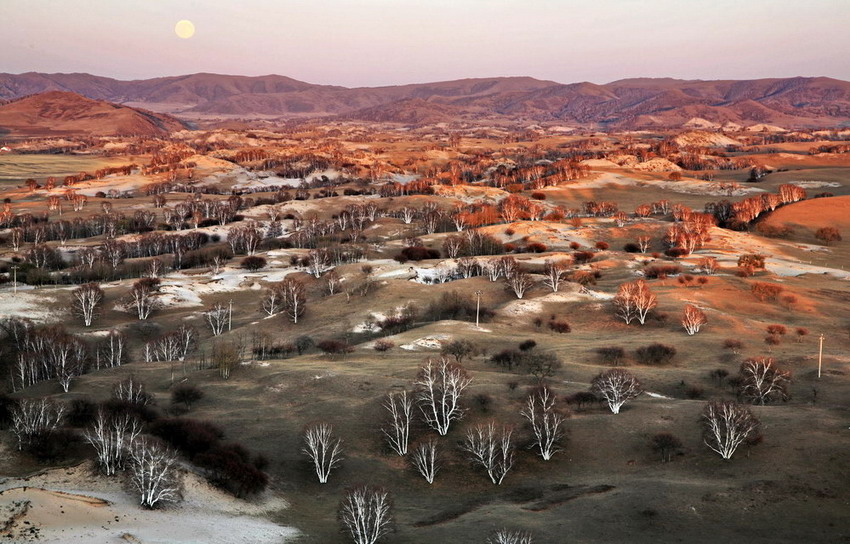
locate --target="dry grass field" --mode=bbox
[0,125,848,543]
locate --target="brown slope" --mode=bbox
[0,91,188,137]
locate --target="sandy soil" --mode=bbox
[0,462,298,543]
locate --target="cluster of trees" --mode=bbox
[7,373,269,508]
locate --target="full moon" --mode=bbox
[175,20,195,39]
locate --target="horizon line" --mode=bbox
[2,71,846,90]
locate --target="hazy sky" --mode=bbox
[2,0,849,87]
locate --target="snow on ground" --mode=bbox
[787,180,842,189]
[388,173,420,185]
[400,334,451,351]
[500,286,613,317]
[0,461,298,544]
[704,228,849,278]
[0,288,62,322]
[561,172,764,197]
[157,266,298,308]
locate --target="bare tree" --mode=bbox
[520,384,566,460]
[487,529,534,544]
[125,278,161,320]
[307,248,331,278]
[698,257,718,275]
[128,436,182,508]
[463,422,515,485]
[303,423,344,484]
[414,358,472,436]
[71,282,104,327]
[339,485,393,544]
[261,285,282,316]
[505,270,534,299]
[279,277,307,324]
[542,259,570,293]
[739,357,791,405]
[95,330,126,369]
[702,401,760,460]
[46,331,88,393]
[591,369,642,414]
[682,304,707,335]
[411,439,440,484]
[85,409,142,475]
[325,269,342,295]
[382,391,413,456]
[113,375,152,406]
[613,280,656,325]
[10,398,65,451]
[205,303,229,336]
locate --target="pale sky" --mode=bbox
[1,0,848,87]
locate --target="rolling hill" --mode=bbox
[0,91,188,137]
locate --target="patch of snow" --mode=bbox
[400,334,451,351]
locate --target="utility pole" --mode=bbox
[10,265,18,293]
[474,290,482,329]
[818,333,824,378]
[228,299,233,331]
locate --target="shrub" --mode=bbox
[373,339,395,352]
[665,248,689,259]
[518,339,537,352]
[317,339,353,356]
[504,228,515,236]
[756,223,794,238]
[766,324,787,336]
[737,265,755,278]
[490,349,524,371]
[751,282,783,302]
[27,428,79,461]
[596,347,626,366]
[574,251,595,264]
[644,264,681,279]
[395,246,440,262]
[685,386,704,399]
[815,226,842,245]
[526,242,548,253]
[441,339,477,364]
[569,241,581,250]
[623,242,641,253]
[548,320,571,334]
[66,398,98,428]
[295,335,314,355]
[424,291,493,322]
[651,432,682,462]
[635,344,677,365]
[781,294,798,307]
[530,192,546,200]
[738,254,766,269]
[565,391,599,410]
[795,327,809,342]
[150,418,224,457]
[172,384,204,410]
[241,256,266,270]
[595,241,610,250]
[194,443,270,497]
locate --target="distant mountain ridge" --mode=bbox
[1,72,849,128]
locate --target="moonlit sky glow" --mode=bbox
[1,0,848,87]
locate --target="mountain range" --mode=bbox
[2,72,850,128]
